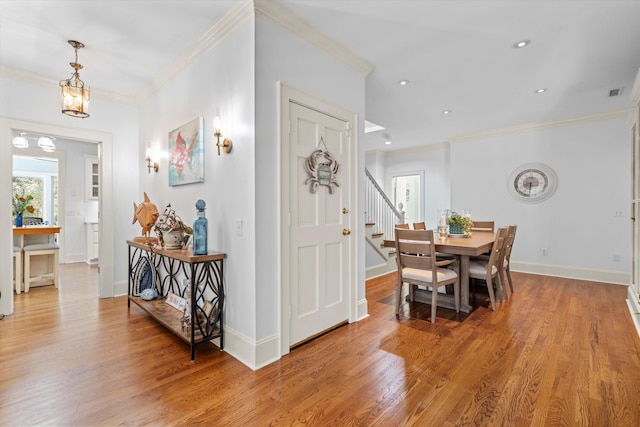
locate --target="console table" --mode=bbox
[127,240,225,361]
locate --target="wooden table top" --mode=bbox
[127,240,226,263]
[13,225,61,235]
[383,231,495,257]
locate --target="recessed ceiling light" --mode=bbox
[442,110,452,115]
[513,39,531,49]
[384,140,392,145]
[398,80,409,86]
[534,88,547,93]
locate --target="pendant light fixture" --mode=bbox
[59,40,90,118]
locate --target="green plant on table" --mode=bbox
[448,212,473,235]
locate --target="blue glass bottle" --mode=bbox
[193,199,208,255]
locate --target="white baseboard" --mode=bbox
[511,261,629,285]
[222,326,280,371]
[114,280,128,297]
[64,253,86,264]
[357,298,369,321]
[627,287,640,337]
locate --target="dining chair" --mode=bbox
[395,223,409,229]
[469,227,507,310]
[412,222,426,230]
[470,221,495,233]
[501,225,518,294]
[394,228,459,323]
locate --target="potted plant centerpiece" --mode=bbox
[448,212,473,236]
[154,204,192,249]
[13,194,35,227]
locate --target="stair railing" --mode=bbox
[365,168,404,241]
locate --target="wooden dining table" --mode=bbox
[383,231,495,313]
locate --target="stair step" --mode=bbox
[365,222,375,227]
[372,232,383,238]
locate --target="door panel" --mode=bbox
[289,101,350,346]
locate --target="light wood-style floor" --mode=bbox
[2,263,640,426]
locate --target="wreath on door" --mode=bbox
[304,137,340,194]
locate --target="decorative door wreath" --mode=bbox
[304,137,340,194]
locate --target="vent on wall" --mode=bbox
[608,87,623,97]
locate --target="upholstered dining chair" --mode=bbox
[469,227,507,310]
[470,221,495,233]
[501,225,518,294]
[394,228,459,323]
[412,222,426,230]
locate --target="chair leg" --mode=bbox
[486,276,497,311]
[396,279,404,317]
[506,268,514,293]
[454,278,460,313]
[431,285,437,323]
[24,252,31,293]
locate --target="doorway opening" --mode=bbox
[392,173,423,226]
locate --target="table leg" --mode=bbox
[460,255,472,313]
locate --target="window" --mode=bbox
[13,156,58,225]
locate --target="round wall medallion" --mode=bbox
[508,163,558,203]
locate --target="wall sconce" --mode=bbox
[213,116,232,155]
[146,146,159,174]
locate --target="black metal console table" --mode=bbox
[127,240,225,361]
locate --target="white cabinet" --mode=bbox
[86,222,99,264]
[85,155,99,200]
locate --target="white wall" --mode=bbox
[255,17,366,346]
[366,114,631,283]
[138,19,256,341]
[451,115,630,282]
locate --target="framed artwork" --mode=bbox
[168,117,204,186]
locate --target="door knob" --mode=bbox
[342,229,351,235]
[342,208,349,214]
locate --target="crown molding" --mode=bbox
[0,65,135,106]
[134,0,254,104]
[254,0,374,76]
[447,109,632,144]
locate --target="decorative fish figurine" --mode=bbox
[132,192,159,240]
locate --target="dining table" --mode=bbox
[383,231,495,313]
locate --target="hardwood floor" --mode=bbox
[2,264,640,426]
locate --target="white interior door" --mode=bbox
[287,100,352,347]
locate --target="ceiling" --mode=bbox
[1,0,639,152]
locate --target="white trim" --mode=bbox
[0,65,136,106]
[626,286,640,337]
[631,67,640,105]
[279,82,359,357]
[448,109,632,143]
[0,118,114,310]
[255,0,373,76]
[134,0,253,103]
[511,261,630,285]
[222,326,280,370]
[357,298,369,321]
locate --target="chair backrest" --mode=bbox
[412,222,426,230]
[503,225,518,262]
[394,229,437,276]
[395,223,410,229]
[488,227,508,270]
[471,221,495,232]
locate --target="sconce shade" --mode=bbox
[12,134,28,148]
[38,137,56,152]
[59,40,90,118]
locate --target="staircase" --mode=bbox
[364,169,404,279]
